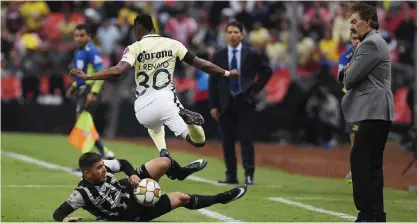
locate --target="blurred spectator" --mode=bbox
[249,21,270,48]
[20,1,50,38]
[296,29,315,66]
[332,2,351,44]
[395,2,415,66]
[83,1,105,38]
[1,53,18,77]
[117,2,139,26]
[304,2,329,41]
[45,41,71,99]
[305,85,341,147]
[17,32,42,57]
[20,47,44,103]
[165,8,197,47]
[5,2,24,34]
[97,19,121,55]
[317,28,339,65]
[234,1,254,31]
[58,12,77,43]
[265,30,287,69]
[251,1,269,26]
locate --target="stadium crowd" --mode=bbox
[1,1,415,146]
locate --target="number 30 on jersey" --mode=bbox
[136,68,172,96]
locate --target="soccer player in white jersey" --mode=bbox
[70,14,240,159]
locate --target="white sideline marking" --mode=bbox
[268,197,356,220]
[2,151,241,222]
[198,209,242,222]
[5,185,74,188]
[187,176,227,186]
[288,196,417,205]
[2,151,81,177]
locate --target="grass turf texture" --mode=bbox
[2,133,416,222]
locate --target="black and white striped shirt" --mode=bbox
[53,159,137,221]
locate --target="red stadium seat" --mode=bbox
[69,12,86,24]
[1,75,21,100]
[393,87,412,124]
[266,68,291,103]
[40,75,50,95]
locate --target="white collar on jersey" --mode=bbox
[141,34,160,40]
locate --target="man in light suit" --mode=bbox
[338,3,395,222]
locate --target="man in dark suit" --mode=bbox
[338,3,395,222]
[208,21,272,185]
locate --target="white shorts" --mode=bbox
[134,97,188,138]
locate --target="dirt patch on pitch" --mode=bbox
[117,138,417,190]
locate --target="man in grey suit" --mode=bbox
[338,3,395,222]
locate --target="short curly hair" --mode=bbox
[351,2,379,30]
[134,14,155,32]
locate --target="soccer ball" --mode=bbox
[133,178,162,207]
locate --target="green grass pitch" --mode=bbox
[1,133,416,222]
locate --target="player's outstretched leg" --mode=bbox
[168,184,248,210]
[137,157,207,181]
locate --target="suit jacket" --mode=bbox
[339,29,395,123]
[208,45,272,112]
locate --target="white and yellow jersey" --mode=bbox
[121,34,188,109]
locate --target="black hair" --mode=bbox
[74,24,91,35]
[78,152,102,172]
[134,14,155,32]
[226,21,244,33]
[351,2,379,30]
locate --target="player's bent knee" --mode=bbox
[144,157,172,180]
[167,192,190,209]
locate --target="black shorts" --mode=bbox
[345,122,359,134]
[118,164,172,222]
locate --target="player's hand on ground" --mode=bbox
[129,175,140,187]
[86,93,97,106]
[66,86,76,98]
[69,68,88,80]
[210,108,220,122]
[62,216,82,222]
[229,69,240,77]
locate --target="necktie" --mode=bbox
[230,49,240,94]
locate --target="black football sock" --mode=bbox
[165,158,185,180]
[183,194,219,210]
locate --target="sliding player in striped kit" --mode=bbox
[70,14,240,167]
[66,24,115,162]
[337,31,361,184]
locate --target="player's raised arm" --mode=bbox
[104,159,136,176]
[189,55,240,77]
[104,159,140,186]
[69,60,132,80]
[53,190,85,222]
[70,44,139,81]
[175,41,240,77]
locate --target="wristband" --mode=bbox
[224,70,230,76]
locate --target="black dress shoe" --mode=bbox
[218,179,239,184]
[245,175,254,185]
